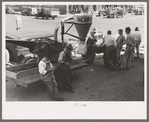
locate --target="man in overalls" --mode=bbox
[57,43,75,93]
[38,50,64,101]
[121,27,135,70]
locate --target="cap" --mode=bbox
[92,27,98,33]
[65,43,73,51]
[135,27,139,31]
[125,27,131,31]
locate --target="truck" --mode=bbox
[35,9,56,20]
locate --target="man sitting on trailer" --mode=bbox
[56,43,75,93]
[38,48,64,101]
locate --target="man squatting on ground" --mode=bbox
[14,11,22,30]
[38,49,64,101]
[120,27,135,70]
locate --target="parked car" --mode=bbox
[101,7,124,18]
[22,8,37,16]
[6,7,15,14]
[134,7,144,15]
[35,9,56,20]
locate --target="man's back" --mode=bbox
[104,35,115,46]
[132,31,141,41]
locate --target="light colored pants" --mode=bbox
[116,47,122,64]
[121,45,134,69]
[16,20,21,29]
[135,40,141,57]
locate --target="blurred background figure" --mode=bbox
[14,11,22,30]
[132,27,142,58]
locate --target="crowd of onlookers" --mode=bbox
[86,26,141,70]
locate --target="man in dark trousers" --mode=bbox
[57,43,75,93]
[103,30,116,70]
[115,29,126,66]
[121,27,135,70]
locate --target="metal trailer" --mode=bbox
[6,14,94,88]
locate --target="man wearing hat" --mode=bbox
[121,27,135,70]
[14,11,22,30]
[57,43,75,93]
[38,46,64,101]
[115,29,126,66]
[132,27,142,58]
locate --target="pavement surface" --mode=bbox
[5,13,145,101]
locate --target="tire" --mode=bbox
[46,16,49,19]
[52,16,55,20]
[42,16,44,19]
[20,56,36,64]
[35,15,38,19]
[82,53,95,64]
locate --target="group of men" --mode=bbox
[88,26,142,70]
[38,43,74,101]
[37,26,142,101]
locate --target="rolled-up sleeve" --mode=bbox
[38,61,47,75]
[58,52,65,63]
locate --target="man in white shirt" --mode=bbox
[132,27,142,58]
[103,30,116,70]
[121,27,135,70]
[14,11,22,30]
[38,48,64,101]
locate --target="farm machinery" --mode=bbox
[6,14,98,88]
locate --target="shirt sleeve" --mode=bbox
[38,60,47,75]
[58,52,65,63]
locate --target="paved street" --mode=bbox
[5,13,145,101]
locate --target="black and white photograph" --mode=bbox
[2,1,147,119]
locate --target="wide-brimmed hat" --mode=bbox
[135,27,139,31]
[125,27,131,31]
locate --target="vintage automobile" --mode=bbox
[134,7,144,15]
[6,7,16,14]
[101,7,124,18]
[22,8,37,16]
[35,9,56,20]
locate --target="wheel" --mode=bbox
[20,56,36,64]
[46,16,49,19]
[51,16,55,20]
[82,53,95,64]
[42,16,44,19]
[35,15,38,19]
